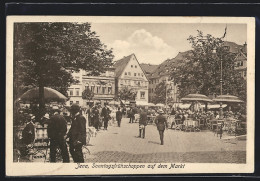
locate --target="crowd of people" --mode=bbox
[14,102,246,163]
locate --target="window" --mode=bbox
[76,89,79,96]
[125,80,127,84]
[69,89,73,96]
[91,86,95,92]
[96,87,99,94]
[125,72,127,75]
[85,86,89,90]
[134,73,136,76]
[108,87,112,94]
[241,61,243,66]
[244,71,246,77]
[140,91,145,99]
[138,73,140,76]
[128,72,131,76]
[141,73,144,77]
[76,101,79,104]
[102,87,106,94]
[135,65,137,68]
[70,101,73,105]
[131,65,133,68]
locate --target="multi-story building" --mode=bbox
[148,51,190,104]
[234,42,247,79]
[114,54,149,105]
[66,68,115,107]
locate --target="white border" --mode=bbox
[6,16,255,176]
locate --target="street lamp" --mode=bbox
[213,45,230,119]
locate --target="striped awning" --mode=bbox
[213,95,244,103]
[181,94,213,102]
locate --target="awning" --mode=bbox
[136,101,149,106]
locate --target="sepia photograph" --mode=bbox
[6,16,255,175]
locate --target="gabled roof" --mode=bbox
[113,54,133,78]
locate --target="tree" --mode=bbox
[171,30,246,104]
[152,81,173,104]
[117,86,137,102]
[82,87,94,105]
[14,22,114,116]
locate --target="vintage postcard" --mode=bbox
[6,16,255,176]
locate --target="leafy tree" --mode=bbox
[117,86,137,102]
[171,31,246,104]
[152,81,173,104]
[14,22,114,116]
[82,87,94,102]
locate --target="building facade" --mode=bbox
[114,54,149,105]
[66,68,116,107]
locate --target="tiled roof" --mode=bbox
[140,64,159,74]
[223,41,244,54]
[150,50,192,78]
[113,54,133,78]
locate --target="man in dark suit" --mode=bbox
[155,110,168,145]
[67,104,86,163]
[139,108,147,138]
[116,107,123,127]
[101,103,110,130]
[47,109,70,163]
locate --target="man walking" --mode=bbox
[47,108,70,163]
[155,110,168,145]
[116,107,123,127]
[67,104,86,163]
[138,108,147,138]
[101,103,110,130]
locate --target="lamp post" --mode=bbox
[213,45,229,119]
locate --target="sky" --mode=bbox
[91,23,247,65]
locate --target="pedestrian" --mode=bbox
[155,110,168,145]
[87,105,93,127]
[101,103,110,130]
[47,108,70,163]
[138,108,147,138]
[92,105,100,131]
[67,104,86,163]
[116,107,123,127]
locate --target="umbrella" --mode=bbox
[18,87,68,103]
[136,101,149,106]
[180,94,213,103]
[213,95,244,103]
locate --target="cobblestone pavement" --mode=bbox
[84,118,246,163]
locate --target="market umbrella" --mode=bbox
[213,95,244,103]
[180,94,213,103]
[18,87,68,103]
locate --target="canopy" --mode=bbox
[213,95,244,103]
[120,100,130,105]
[18,87,68,103]
[201,104,227,109]
[180,94,213,103]
[136,101,149,106]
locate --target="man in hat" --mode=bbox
[67,104,86,163]
[139,108,147,138]
[101,103,111,130]
[22,114,36,146]
[116,107,123,127]
[155,110,168,145]
[47,108,69,163]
